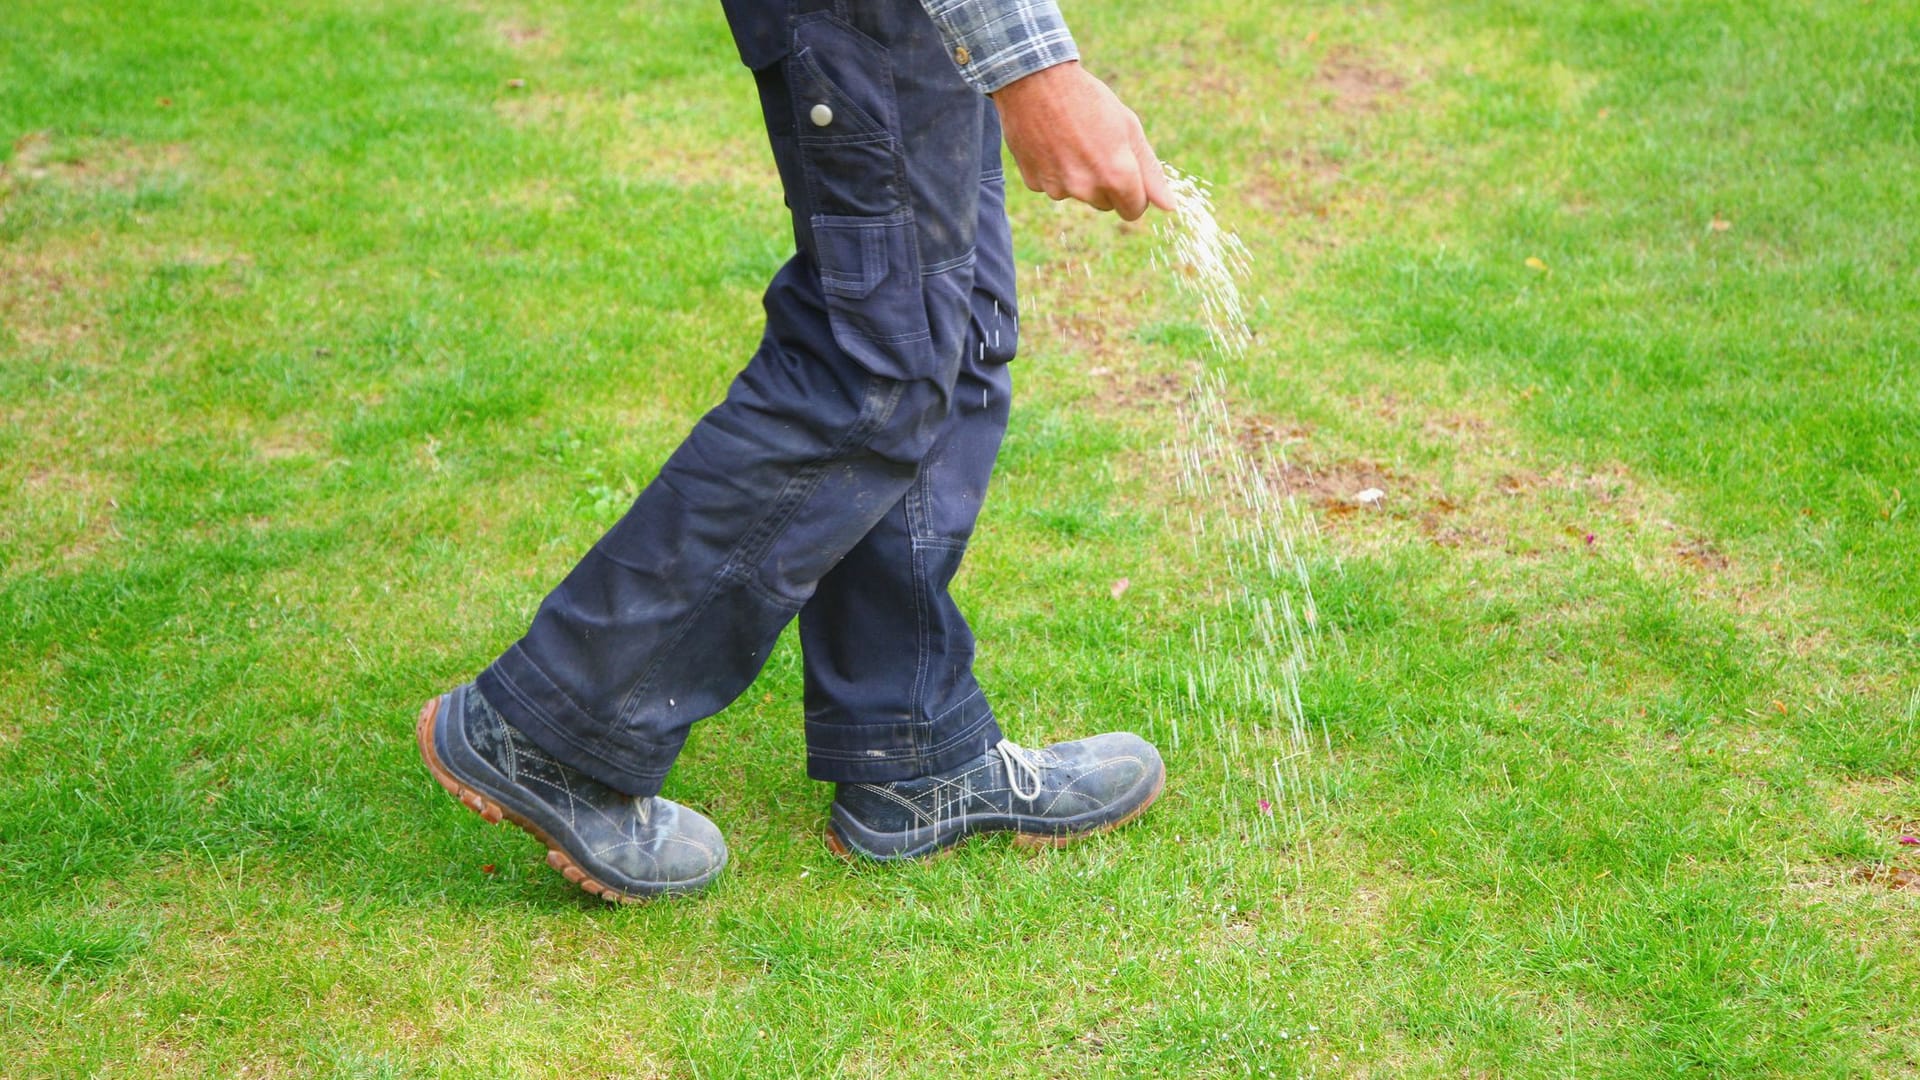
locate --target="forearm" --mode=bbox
[915,0,1080,94]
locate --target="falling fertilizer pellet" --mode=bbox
[1155,165,1255,356]
[1147,163,1336,896]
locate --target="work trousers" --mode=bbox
[476,0,1018,796]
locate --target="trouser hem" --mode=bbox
[804,707,1003,784]
[476,656,675,799]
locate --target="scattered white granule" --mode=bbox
[1154,164,1254,357]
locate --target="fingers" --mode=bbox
[1134,129,1177,214]
[1108,116,1167,220]
[1107,141,1157,221]
[991,61,1172,220]
[1014,154,1043,197]
[1033,165,1119,211]
[1069,170,1113,210]
[1026,165,1157,218]
[1111,165,1149,221]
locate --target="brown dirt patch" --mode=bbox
[1050,312,1120,354]
[496,20,546,47]
[1202,407,1453,531]
[1493,469,1547,497]
[1201,399,1686,558]
[1424,411,1493,442]
[1269,456,1400,516]
[1081,366,1188,413]
[1233,414,1315,457]
[1166,385,1884,719]
[0,255,96,349]
[1853,865,1920,891]
[489,89,777,193]
[1675,537,1731,571]
[3,464,124,574]
[608,121,778,194]
[253,421,331,462]
[3,131,188,192]
[1019,219,1156,360]
[1421,519,1493,549]
[492,90,575,127]
[1315,48,1409,113]
[1239,153,1348,221]
[1414,494,1488,549]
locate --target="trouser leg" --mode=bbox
[476,0,994,796]
[798,120,1019,783]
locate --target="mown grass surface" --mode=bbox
[2,0,1916,1075]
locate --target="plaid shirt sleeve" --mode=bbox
[916,0,1080,95]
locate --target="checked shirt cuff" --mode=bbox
[917,0,1081,95]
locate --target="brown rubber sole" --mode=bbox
[823,763,1168,860]
[415,695,639,904]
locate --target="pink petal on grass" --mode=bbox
[1110,578,1130,600]
[1258,799,1273,815]
[1899,835,1920,846]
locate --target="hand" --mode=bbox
[991,61,1176,221]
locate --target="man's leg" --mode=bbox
[794,84,1169,863]
[798,115,1018,785]
[421,0,996,898]
[473,0,991,797]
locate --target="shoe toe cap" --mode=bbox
[1073,731,1162,771]
[592,800,729,895]
[650,801,730,881]
[1058,732,1164,800]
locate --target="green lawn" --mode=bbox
[3,0,1916,1075]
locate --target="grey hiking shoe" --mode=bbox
[416,684,727,901]
[826,733,1166,860]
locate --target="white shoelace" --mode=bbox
[995,738,1044,801]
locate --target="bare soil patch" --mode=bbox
[0,252,95,349]
[1239,153,1347,221]
[1675,537,1731,571]
[609,112,778,193]
[1081,366,1188,414]
[1272,456,1400,516]
[3,131,188,192]
[1233,414,1315,456]
[496,20,546,47]
[4,464,124,574]
[1315,48,1409,113]
[492,89,576,127]
[252,419,331,462]
[1853,865,1920,891]
[1424,411,1493,442]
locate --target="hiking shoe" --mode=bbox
[826,733,1166,860]
[416,684,727,901]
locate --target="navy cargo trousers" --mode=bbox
[475,0,1018,796]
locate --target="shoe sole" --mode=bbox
[416,695,647,904]
[823,759,1168,861]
